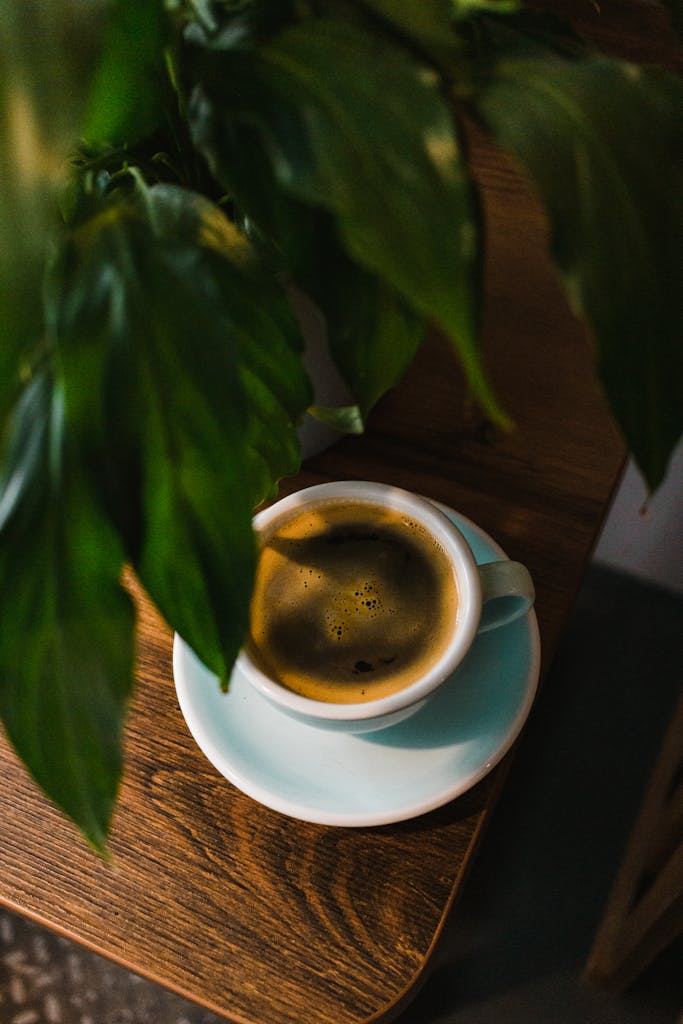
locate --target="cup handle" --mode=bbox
[477,561,535,633]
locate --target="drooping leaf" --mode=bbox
[55,182,310,679]
[306,225,426,418]
[188,13,508,425]
[190,94,425,421]
[0,371,135,850]
[1,7,140,846]
[140,184,313,498]
[473,46,683,488]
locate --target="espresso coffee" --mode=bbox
[246,500,459,703]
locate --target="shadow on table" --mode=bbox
[393,566,683,1024]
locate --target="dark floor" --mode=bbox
[1,566,681,1024]
[398,565,683,1024]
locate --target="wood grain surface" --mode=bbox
[0,4,676,1022]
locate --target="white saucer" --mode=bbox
[173,509,541,826]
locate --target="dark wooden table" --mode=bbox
[0,5,676,1023]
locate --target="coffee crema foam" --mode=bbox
[246,500,459,703]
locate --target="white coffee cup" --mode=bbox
[236,481,534,733]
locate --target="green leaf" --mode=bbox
[355,0,460,56]
[474,50,683,488]
[188,14,508,425]
[451,0,519,20]
[190,95,425,420]
[84,0,168,145]
[0,372,135,850]
[306,227,426,418]
[139,183,313,497]
[55,183,310,678]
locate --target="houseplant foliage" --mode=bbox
[0,0,681,849]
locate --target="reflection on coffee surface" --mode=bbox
[247,501,459,703]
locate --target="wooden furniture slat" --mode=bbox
[584,694,683,991]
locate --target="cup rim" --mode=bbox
[236,481,482,721]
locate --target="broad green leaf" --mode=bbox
[190,99,426,420]
[474,51,683,488]
[355,0,460,55]
[55,183,310,678]
[84,0,168,145]
[306,226,426,418]
[132,274,256,681]
[140,184,312,498]
[188,15,508,425]
[451,0,518,19]
[0,371,135,850]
